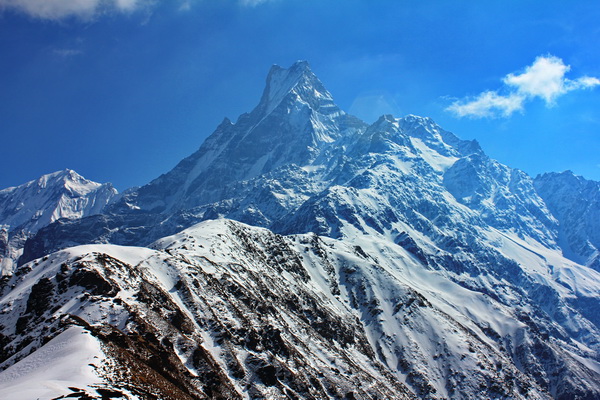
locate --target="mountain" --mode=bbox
[111,60,365,216]
[0,169,117,276]
[1,61,599,399]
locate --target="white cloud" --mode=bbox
[114,0,139,12]
[0,0,148,20]
[0,0,277,19]
[447,55,600,118]
[504,55,570,103]
[568,76,600,90]
[447,91,524,119]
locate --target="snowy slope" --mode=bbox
[0,326,109,400]
[0,222,415,399]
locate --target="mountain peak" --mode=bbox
[37,169,103,195]
[4,61,600,400]
[286,59,311,72]
[267,60,311,81]
[52,168,82,182]
[257,60,337,117]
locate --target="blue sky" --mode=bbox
[1,0,599,190]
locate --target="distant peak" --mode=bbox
[61,168,80,178]
[402,114,435,125]
[397,115,441,136]
[217,117,233,128]
[38,169,74,181]
[372,114,398,128]
[47,169,86,183]
[558,170,577,178]
[536,170,594,186]
[264,61,315,98]
[29,169,95,193]
[380,114,397,122]
[537,170,576,180]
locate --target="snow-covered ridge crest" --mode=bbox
[0,220,416,399]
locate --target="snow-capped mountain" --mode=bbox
[0,169,117,275]
[1,61,599,399]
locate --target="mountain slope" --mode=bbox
[3,219,600,399]
[19,64,563,265]
[534,171,600,270]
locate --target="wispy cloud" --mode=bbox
[239,0,275,7]
[0,0,151,20]
[349,93,401,123]
[447,55,600,118]
[53,48,83,57]
[178,1,192,12]
[0,0,274,19]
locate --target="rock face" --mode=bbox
[1,61,599,399]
